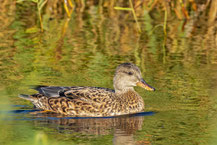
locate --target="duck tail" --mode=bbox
[18,94,35,102]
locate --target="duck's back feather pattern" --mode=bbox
[25,86,144,117]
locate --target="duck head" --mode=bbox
[113,63,155,93]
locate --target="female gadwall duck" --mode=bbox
[19,63,155,117]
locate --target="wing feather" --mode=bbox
[63,87,115,103]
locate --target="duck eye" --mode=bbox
[128,72,133,75]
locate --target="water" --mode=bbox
[1,1,217,145]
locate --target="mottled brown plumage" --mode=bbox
[19,63,155,117]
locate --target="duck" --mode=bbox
[19,63,155,117]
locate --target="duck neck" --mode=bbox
[114,87,135,95]
[113,76,136,94]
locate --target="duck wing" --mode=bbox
[60,87,115,102]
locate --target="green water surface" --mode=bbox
[1,1,217,145]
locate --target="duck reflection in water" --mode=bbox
[29,112,153,145]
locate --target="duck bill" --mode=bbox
[136,79,155,91]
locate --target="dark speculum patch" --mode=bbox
[59,91,66,96]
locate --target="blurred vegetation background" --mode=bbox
[2,0,216,62]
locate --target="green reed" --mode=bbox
[16,0,73,31]
[114,0,141,33]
